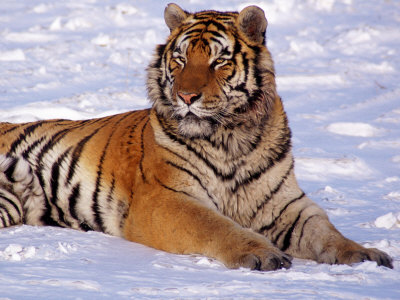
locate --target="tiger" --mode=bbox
[0,3,393,271]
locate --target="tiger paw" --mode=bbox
[336,247,393,269]
[235,250,293,271]
[223,241,292,271]
[318,239,393,269]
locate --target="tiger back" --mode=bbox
[0,3,392,270]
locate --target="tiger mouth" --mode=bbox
[178,111,217,125]
[183,111,199,120]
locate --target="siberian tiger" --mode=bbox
[0,4,393,270]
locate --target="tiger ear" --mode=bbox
[164,3,188,31]
[237,6,268,44]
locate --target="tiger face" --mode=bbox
[147,4,276,138]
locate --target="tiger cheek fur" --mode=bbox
[0,3,393,271]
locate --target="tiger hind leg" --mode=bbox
[0,155,45,227]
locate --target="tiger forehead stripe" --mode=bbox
[175,23,230,54]
[182,18,229,36]
[192,10,237,20]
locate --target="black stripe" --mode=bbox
[118,201,129,230]
[297,215,318,248]
[32,120,92,164]
[36,128,71,164]
[242,53,250,85]
[226,68,237,82]
[258,192,305,233]
[233,83,250,96]
[9,121,45,154]
[22,137,46,159]
[173,47,183,55]
[189,38,200,47]
[249,161,294,221]
[204,20,227,32]
[183,28,203,36]
[200,38,210,51]
[220,47,232,57]
[157,76,168,93]
[210,37,223,46]
[150,44,166,69]
[206,30,225,38]
[180,34,196,44]
[91,113,131,231]
[193,14,219,20]
[34,124,91,226]
[32,129,73,226]
[230,144,290,194]
[248,43,262,53]
[157,114,237,180]
[233,40,242,56]
[0,191,22,219]
[281,206,310,251]
[68,183,81,221]
[208,104,271,154]
[160,144,202,173]
[182,20,227,36]
[92,146,108,231]
[39,191,60,226]
[34,128,75,226]
[1,124,20,135]
[66,127,104,184]
[155,176,194,198]
[170,65,181,73]
[4,157,17,183]
[49,148,72,226]
[166,160,218,209]
[167,35,178,55]
[106,175,116,203]
[139,119,150,183]
[254,67,263,88]
[272,224,290,245]
[128,112,149,139]
[158,143,216,200]
[216,16,236,21]
[0,203,12,225]
[0,210,6,227]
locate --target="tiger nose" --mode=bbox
[178,92,200,105]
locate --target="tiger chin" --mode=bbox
[0,3,393,271]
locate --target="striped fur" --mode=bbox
[0,4,392,270]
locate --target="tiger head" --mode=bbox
[147,4,278,138]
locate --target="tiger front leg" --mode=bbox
[295,214,393,268]
[124,188,292,271]
[265,195,393,268]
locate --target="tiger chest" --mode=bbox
[166,150,286,228]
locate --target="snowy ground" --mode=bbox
[1,0,399,299]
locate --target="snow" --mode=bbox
[326,122,386,137]
[0,0,399,299]
[295,156,374,181]
[374,212,400,230]
[0,49,26,62]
